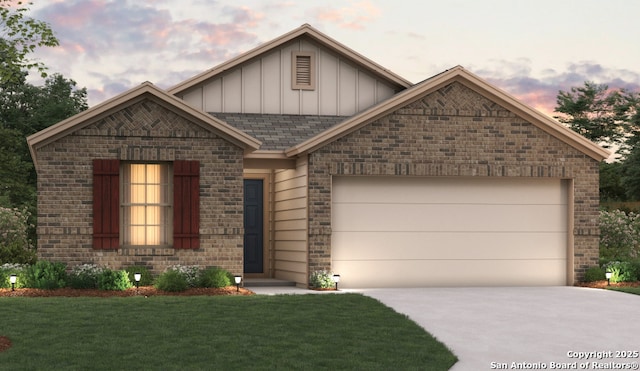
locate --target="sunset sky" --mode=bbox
[23,0,640,117]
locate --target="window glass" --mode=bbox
[122,163,170,245]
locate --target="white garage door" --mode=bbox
[331,176,568,287]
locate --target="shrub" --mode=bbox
[23,260,67,289]
[168,265,200,287]
[124,266,154,286]
[583,266,605,282]
[98,269,133,291]
[603,261,638,283]
[599,210,640,261]
[155,269,188,292]
[0,263,27,289]
[199,267,232,288]
[309,270,334,289]
[67,264,105,289]
[0,207,36,264]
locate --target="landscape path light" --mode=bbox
[134,272,141,289]
[332,274,340,290]
[605,271,612,286]
[234,275,242,292]
[9,274,17,291]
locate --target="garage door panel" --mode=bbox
[333,203,567,232]
[332,259,567,287]
[333,176,566,205]
[332,231,567,260]
[331,176,568,287]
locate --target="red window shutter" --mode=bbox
[93,159,120,249]
[174,160,200,249]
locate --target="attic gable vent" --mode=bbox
[291,51,316,90]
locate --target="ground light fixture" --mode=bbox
[9,274,17,291]
[234,275,242,292]
[605,271,612,286]
[134,272,141,289]
[332,274,340,290]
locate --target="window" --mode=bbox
[93,159,199,250]
[291,51,316,90]
[122,163,170,245]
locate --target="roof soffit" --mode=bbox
[285,66,610,161]
[167,24,412,96]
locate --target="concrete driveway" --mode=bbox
[360,287,640,371]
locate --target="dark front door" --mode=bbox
[243,179,264,273]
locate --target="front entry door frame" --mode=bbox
[243,174,270,278]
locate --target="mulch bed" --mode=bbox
[0,336,11,353]
[575,280,640,289]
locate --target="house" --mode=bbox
[27,24,608,288]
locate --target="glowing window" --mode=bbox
[122,163,171,245]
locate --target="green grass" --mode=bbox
[0,293,457,370]
[608,287,640,296]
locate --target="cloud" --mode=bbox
[476,60,640,117]
[311,0,381,30]
[30,0,264,105]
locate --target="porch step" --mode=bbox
[243,278,296,287]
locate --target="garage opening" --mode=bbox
[331,176,569,288]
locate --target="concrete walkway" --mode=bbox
[250,286,640,370]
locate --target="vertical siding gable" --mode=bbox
[182,37,402,116]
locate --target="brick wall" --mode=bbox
[307,82,600,282]
[34,99,245,275]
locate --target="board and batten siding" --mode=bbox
[273,159,308,286]
[179,38,400,116]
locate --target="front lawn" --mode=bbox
[609,287,640,296]
[0,293,457,370]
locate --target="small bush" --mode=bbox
[0,263,27,289]
[199,267,232,288]
[603,261,638,283]
[583,266,605,282]
[168,265,200,287]
[67,264,105,289]
[155,269,188,292]
[98,269,132,291]
[309,270,335,289]
[0,240,36,265]
[124,266,154,286]
[23,260,67,289]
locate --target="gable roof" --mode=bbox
[168,24,412,96]
[285,66,610,161]
[27,82,262,167]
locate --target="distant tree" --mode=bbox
[0,0,59,85]
[599,161,627,202]
[622,146,640,201]
[555,81,640,156]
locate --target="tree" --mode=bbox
[0,74,87,209]
[1,0,58,85]
[599,161,626,202]
[555,81,640,156]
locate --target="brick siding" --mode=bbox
[34,99,245,275]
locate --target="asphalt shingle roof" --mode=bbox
[210,113,349,150]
